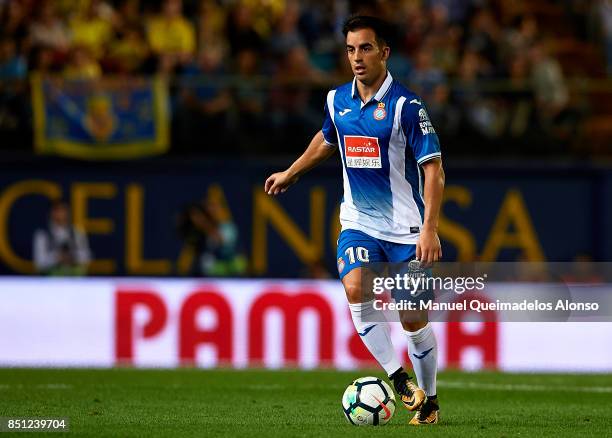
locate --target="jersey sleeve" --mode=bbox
[401,99,442,165]
[321,90,338,146]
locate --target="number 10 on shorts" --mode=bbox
[345,247,369,264]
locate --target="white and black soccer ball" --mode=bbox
[341,376,396,426]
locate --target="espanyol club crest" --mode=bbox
[373,102,386,120]
[337,257,346,273]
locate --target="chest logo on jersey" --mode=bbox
[344,136,382,169]
[373,102,386,120]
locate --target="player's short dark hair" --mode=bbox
[342,16,393,49]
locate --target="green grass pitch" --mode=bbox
[1,368,611,437]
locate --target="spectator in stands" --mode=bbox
[226,2,263,55]
[33,199,91,276]
[63,45,102,79]
[0,0,30,52]
[269,44,323,149]
[598,0,612,75]
[410,46,447,103]
[465,8,501,71]
[503,53,533,138]
[429,0,471,25]
[69,0,114,60]
[427,81,460,137]
[0,37,27,136]
[427,3,461,74]
[107,26,149,74]
[176,44,232,150]
[529,38,570,124]
[232,48,265,150]
[114,0,143,32]
[502,14,539,63]
[147,0,196,72]
[455,49,499,140]
[269,0,304,57]
[401,2,429,56]
[29,1,71,56]
[28,45,56,74]
[296,0,342,72]
[0,37,26,81]
[196,0,228,55]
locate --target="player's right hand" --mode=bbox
[264,171,298,195]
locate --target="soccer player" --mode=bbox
[264,16,444,425]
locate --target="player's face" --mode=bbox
[346,28,389,85]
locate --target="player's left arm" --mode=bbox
[401,99,445,264]
[418,158,445,264]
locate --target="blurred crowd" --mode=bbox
[1,0,611,156]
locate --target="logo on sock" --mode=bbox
[412,347,434,359]
[358,325,376,337]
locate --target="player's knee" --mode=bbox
[399,312,428,332]
[401,320,428,332]
[343,282,363,304]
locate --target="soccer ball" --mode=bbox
[341,377,396,426]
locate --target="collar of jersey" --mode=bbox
[351,70,393,106]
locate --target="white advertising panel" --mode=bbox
[0,278,611,371]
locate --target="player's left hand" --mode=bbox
[264,170,298,195]
[416,228,442,266]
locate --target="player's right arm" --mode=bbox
[264,130,336,195]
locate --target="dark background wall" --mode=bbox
[1,158,609,278]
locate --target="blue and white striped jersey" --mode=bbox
[322,72,442,244]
